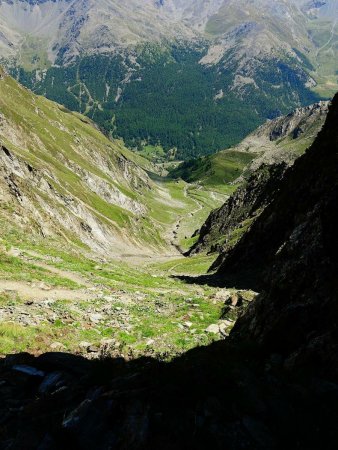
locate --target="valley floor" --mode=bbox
[0,178,250,359]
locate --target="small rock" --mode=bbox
[39,282,52,291]
[214,289,231,301]
[146,339,155,346]
[63,399,92,429]
[39,372,64,395]
[79,341,92,349]
[218,322,230,337]
[223,319,234,326]
[184,321,193,328]
[50,342,66,350]
[12,365,45,377]
[230,293,242,307]
[87,346,99,353]
[89,313,103,323]
[205,324,220,334]
[100,338,115,347]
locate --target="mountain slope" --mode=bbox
[231,100,330,173]
[224,91,338,376]
[0,69,168,255]
[172,100,329,187]
[188,163,289,256]
[1,0,337,68]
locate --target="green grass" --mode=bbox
[0,251,80,289]
[0,323,41,354]
[180,234,199,252]
[137,144,166,162]
[0,216,251,360]
[0,222,229,358]
[169,150,255,188]
[153,255,216,275]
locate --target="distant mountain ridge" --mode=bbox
[0,0,336,158]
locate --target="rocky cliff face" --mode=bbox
[236,100,330,173]
[188,163,288,257]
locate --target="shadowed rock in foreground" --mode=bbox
[218,93,338,378]
[0,96,337,449]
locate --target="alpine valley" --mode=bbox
[0,2,337,449]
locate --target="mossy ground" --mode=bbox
[0,236,236,358]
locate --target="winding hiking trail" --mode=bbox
[0,281,94,301]
[169,185,205,254]
[0,248,96,301]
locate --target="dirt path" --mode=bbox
[169,186,205,254]
[0,280,94,301]
[0,248,96,301]
[16,249,91,287]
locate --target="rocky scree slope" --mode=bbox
[0,70,164,255]
[0,93,337,450]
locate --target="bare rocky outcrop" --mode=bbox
[231,100,330,173]
[0,145,126,252]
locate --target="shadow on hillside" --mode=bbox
[172,271,262,291]
[1,342,336,450]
